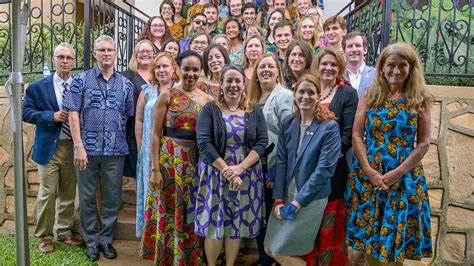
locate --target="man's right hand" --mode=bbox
[53,110,69,123]
[74,146,88,171]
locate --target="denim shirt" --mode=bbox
[63,66,135,156]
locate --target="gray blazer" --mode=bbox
[262,84,293,181]
[346,64,376,97]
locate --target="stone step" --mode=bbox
[115,205,140,241]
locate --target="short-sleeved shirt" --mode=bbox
[63,66,135,156]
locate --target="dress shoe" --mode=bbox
[99,243,117,259]
[37,238,54,253]
[86,246,100,261]
[61,235,82,247]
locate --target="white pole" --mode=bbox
[11,0,31,264]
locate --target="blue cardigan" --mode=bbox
[196,102,268,164]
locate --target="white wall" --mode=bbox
[323,0,353,18]
[133,0,161,17]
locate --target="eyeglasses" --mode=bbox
[151,24,166,28]
[95,48,116,54]
[193,19,207,26]
[191,40,209,47]
[138,50,154,55]
[306,12,318,17]
[55,55,75,61]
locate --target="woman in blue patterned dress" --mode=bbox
[345,43,433,264]
[190,64,268,266]
[135,53,180,238]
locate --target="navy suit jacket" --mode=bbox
[22,75,63,165]
[273,115,341,207]
[346,65,376,97]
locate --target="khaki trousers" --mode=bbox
[34,139,76,240]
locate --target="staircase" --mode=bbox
[115,178,139,241]
[115,177,257,249]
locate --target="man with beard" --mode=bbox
[204,3,221,37]
[180,12,208,52]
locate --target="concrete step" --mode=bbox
[122,177,136,205]
[98,240,259,266]
[115,205,139,241]
[114,203,258,249]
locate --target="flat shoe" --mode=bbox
[38,238,54,253]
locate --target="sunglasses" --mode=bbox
[193,19,208,26]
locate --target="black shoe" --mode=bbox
[86,246,100,261]
[99,243,117,259]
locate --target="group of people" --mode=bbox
[22,0,434,265]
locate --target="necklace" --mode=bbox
[183,88,199,99]
[320,83,338,102]
[224,101,239,112]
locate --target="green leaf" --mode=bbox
[321,213,336,230]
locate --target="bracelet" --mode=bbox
[273,200,285,207]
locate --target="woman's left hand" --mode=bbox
[224,164,245,179]
[382,168,402,187]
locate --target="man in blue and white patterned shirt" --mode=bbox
[63,35,134,261]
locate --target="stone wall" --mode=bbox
[0,86,473,264]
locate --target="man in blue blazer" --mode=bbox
[22,43,81,253]
[343,31,376,97]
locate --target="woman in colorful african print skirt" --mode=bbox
[139,50,213,265]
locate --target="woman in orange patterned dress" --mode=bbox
[140,50,213,265]
[161,0,186,41]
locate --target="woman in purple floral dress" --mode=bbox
[189,64,268,266]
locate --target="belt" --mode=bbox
[163,127,196,141]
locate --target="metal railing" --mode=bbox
[0,0,149,80]
[338,0,474,78]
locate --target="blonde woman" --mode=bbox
[122,40,154,180]
[242,35,265,82]
[346,43,433,265]
[247,53,293,266]
[136,53,180,239]
[294,0,312,21]
[296,16,325,55]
